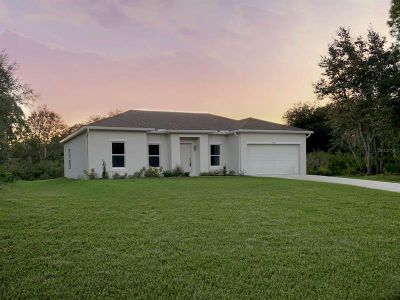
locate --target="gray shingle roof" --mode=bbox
[88,110,307,132]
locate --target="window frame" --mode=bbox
[68,148,71,170]
[210,144,222,167]
[148,143,161,168]
[111,141,126,169]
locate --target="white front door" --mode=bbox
[247,144,300,175]
[180,143,192,173]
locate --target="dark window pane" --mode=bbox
[112,142,124,154]
[211,145,220,155]
[211,156,220,166]
[112,155,125,167]
[149,156,160,167]
[148,144,159,156]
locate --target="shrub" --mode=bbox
[171,166,185,177]
[101,160,109,179]
[129,167,146,178]
[162,170,174,177]
[144,167,161,177]
[84,168,97,179]
[8,160,63,181]
[200,167,235,176]
[0,165,15,183]
[112,172,127,179]
[307,151,358,176]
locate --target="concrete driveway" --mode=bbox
[264,175,400,193]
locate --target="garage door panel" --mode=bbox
[247,144,299,175]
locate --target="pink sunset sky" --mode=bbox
[0,0,392,125]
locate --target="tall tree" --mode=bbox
[27,106,66,160]
[0,50,35,162]
[389,0,400,43]
[314,28,398,175]
[283,102,333,152]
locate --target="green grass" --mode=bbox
[342,174,400,183]
[1,177,399,299]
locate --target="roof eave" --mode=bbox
[233,129,314,134]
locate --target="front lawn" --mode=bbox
[1,177,399,299]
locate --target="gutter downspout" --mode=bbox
[86,127,89,173]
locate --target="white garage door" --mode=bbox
[247,144,299,175]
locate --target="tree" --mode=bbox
[314,28,399,175]
[0,50,35,162]
[283,102,333,152]
[65,109,122,136]
[27,106,67,160]
[389,0,400,43]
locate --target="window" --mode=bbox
[68,148,71,169]
[210,144,221,166]
[112,142,125,168]
[148,144,160,167]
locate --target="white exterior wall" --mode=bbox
[88,130,147,177]
[147,134,169,170]
[226,134,240,174]
[208,135,229,171]
[64,132,88,179]
[63,130,307,178]
[238,132,308,175]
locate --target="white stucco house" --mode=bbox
[61,110,312,178]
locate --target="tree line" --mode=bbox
[0,51,120,181]
[284,1,400,176]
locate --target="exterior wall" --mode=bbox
[226,134,240,174]
[64,132,88,179]
[208,135,229,171]
[169,134,209,175]
[238,132,308,175]
[87,130,147,177]
[64,130,307,178]
[147,134,169,170]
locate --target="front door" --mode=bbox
[180,143,192,173]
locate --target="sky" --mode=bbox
[0,0,392,125]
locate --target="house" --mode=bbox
[61,110,312,178]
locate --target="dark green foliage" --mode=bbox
[84,168,97,180]
[307,151,359,176]
[171,165,185,177]
[0,51,35,162]
[101,160,109,179]
[0,165,14,182]
[162,169,174,177]
[283,102,333,152]
[389,0,400,43]
[1,178,399,298]
[6,160,63,180]
[313,28,400,175]
[112,172,127,179]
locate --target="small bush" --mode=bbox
[0,165,15,183]
[144,167,161,177]
[171,166,185,177]
[112,172,127,179]
[84,168,97,179]
[129,167,146,178]
[200,167,235,176]
[162,170,174,177]
[101,160,109,179]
